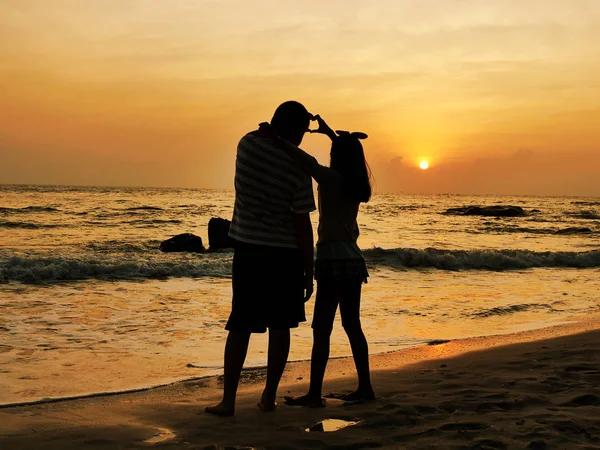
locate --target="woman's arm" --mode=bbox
[310,114,337,141]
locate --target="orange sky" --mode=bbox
[1,0,599,195]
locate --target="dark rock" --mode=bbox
[208,217,236,250]
[444,205,526,217]
[159,233,204,253]
[554,227,593,235]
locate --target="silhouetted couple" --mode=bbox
[206,101,374,416]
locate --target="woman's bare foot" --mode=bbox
[205,401,235,417]
[284,394,326,408]
[257,391,277,412]
[257,400,278,411]
[340,389,375,403]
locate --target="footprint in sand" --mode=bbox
[305,418,360,432]
[201,446,262,450]
[143,427,176,445]
[561,394,600,407]
[471,438,508,449]
[438,422,488,433]
[221,447,263,450]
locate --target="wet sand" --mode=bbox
[2,321,600,449]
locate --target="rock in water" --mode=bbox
[444,205,526,217]
[208,218,236,250]
[159,233,204,253]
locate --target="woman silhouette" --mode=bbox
[260,115,375,406]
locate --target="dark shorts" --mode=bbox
[312,277,363,331]
[225,242,306,333]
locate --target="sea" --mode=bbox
[1,184,599,405]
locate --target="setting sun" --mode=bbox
[419,161,429,170]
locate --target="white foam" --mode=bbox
[1,247,599,284]
[363,247,600,270]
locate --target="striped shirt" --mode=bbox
[229,132,316,248]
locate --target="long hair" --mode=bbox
[330,134,372,203]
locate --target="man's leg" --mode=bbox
[206,330,251,416]
[260,328,290,410]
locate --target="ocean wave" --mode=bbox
[479,225,554,235]
[364,204,424,214]
[2,247,599,284]
[571,201,600,206]
[469,303,556,318]
[362,247,600,270]
[123,206,164,211]
[0,206,60,214]
[477,225,595,235]
[126,219,183,226]
[85,240,157,253]
[0,220,63,229]
[566,210,600,220]
[0,254,232,283]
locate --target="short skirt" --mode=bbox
[315,241,369,283]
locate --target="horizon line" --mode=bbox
[0,183,598,199]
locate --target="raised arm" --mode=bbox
[258,121,333,184]
[310,114,337,141]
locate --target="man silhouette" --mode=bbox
[206,101,315,416]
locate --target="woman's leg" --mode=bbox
[340,279,374,401]
[285,281,338,406]
[307,320,335,399]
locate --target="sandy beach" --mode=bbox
[2,320,599,450]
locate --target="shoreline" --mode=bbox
[2,318,598,410]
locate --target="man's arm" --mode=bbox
[257,122,332,184]
[293,213,314,302]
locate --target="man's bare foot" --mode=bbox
[205,402,234,417]
[340,388,376,403]
[284,394,326,408]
